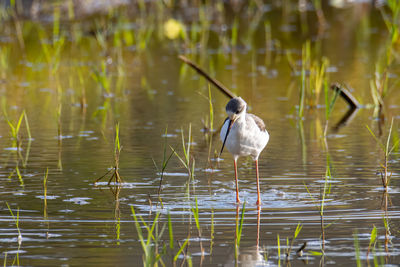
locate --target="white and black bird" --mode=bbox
[220,97,269,205]
[177,56,269,206]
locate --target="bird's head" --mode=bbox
[226,97,247,122]
[220,97,247,156]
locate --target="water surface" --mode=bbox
[1,1,400,266]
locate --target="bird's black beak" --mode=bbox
[220,119,234,156]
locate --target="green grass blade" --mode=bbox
[277,234,281,259]
[168,212,174,249]
[15,111,24,134]
[366,125,385,151]
[174,237,189,262]
[115,122,120,153]
[192,197,200,230]
[369,225,377,248]
[130,206,146,252]
[294,223,303,239]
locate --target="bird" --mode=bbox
[220,97,269,206]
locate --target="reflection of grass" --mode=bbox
[6,202,22,266]
[234,202,245,261]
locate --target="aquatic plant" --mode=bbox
[56,83,63,171]
[8,163,23,187]
[323,83,340,136]
[167,212,174,250]
[95,122,123,185]
[39,23,65,76]
[302,81,340,252]
[200,85,214,135]
[285,222,303,259]
[2,105,31,150]
[210,208,215,255]
[111,122,123,184]
[366,118,399,190]
[287,41,331,117]
[370,0,400,120]
[380,0,400,45]
[304,155,332,252]
[172,124,195,199]
[91,60,112,96]
[43,168,49,218]
[370,62,391,120]
[191,197,204,256]
[131,206,166,267]
[153,127,175,201]
[277,233,281,265]
[353,231,361,267]
[198,85,215,163]
[367,225,377,259]
[0,46,9,79]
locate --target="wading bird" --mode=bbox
[177,55,269,206]
[220,97,269,205]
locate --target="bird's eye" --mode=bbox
[235,110,240,114]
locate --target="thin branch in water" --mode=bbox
[178,55,236,99]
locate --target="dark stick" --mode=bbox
[178,55,236,99]
[330,83,360,109]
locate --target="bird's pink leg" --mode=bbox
[255,159,261,206]
[234,159,240,203]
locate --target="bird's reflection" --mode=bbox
[225,205,267,266]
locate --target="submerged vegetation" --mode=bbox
[95,122,123,185]
[0,0,400,266]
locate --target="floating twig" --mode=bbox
[178,55,236,99]
[330,83,360,110]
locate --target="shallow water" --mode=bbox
[1,1,400,266]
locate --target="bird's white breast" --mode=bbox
[220,115,269,160]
